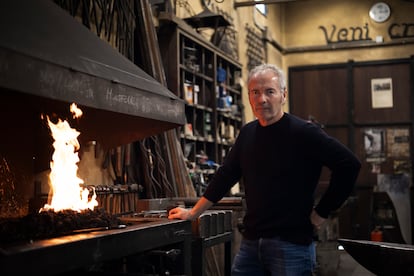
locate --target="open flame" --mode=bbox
[41,103,98,212]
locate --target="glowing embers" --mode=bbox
[41,103,98,213]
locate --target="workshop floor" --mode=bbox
[316,243,375,276]
[336,250,375,276]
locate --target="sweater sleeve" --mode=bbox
[202,126,245,203]
[307,125,361,218]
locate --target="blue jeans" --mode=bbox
[231,237,316,276]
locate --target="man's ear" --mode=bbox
[282,89,287,103]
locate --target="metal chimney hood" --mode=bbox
[0,0,185,149]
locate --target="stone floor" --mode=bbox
[336,250,375,276]
[316,243,375,276]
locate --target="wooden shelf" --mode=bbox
[158,17,243,196]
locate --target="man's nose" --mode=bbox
[257,92,267,102]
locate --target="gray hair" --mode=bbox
[247,64,287,91]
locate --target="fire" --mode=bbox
[41,103,98,212]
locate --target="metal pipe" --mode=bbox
[234,0,300,8]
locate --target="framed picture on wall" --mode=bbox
[371,78,393,108]
[386,128,410,158]
[364,128,386,163]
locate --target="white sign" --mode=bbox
[371,78,393,108]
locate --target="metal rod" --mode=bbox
[234,0,300,8]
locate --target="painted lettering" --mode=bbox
[350,24,369,40]
[319,25,336,43]
[389,23,414,38]
[338,28,348,41]
[319,23,372,44]
[403,23,414,37]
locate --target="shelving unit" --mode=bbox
[158,14,243,195]
[371,192,405,243]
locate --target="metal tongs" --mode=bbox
[72,224,126,234]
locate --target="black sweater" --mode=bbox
[203,113,361,245]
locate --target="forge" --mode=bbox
[0,209,121,245]
[0,1,191,275]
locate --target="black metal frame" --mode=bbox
[0,219,192,275]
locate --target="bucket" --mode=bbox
[370,228,383,242]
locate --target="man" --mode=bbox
[169,64,361,275]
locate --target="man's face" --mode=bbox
[248,70,286,126]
